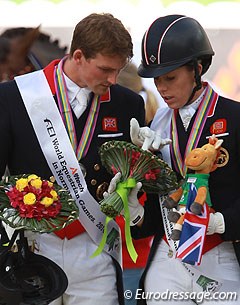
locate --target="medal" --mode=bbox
[216,147,229,167]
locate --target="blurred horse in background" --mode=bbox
[0,26,67,178]
[0,26,67,82]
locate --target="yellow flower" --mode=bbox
[41,197,54,207]
[27,174,39,181]
[30,178,42,189]
[23,193,36,205]
[16,178,28,192]
[27,174,42,189]
[50,190,58,201]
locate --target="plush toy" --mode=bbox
[163,135,223,241]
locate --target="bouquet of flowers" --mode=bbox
[99,140,178,217]
[93,141,179,262]
[0,174,79,233]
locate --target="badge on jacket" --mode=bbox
[102,117,118,131]
[210,119,226,135]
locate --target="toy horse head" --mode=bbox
[185,135,223,174]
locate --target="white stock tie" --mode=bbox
[179,107,196,131]
[179,89,206,131]
[71,89,90,119]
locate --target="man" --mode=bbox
[0,13,145,305]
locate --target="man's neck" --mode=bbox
[63,57,86,88]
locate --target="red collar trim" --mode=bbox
[207,95,218,117]
[99,89,111,102]
[204,82,218,117]
[43,59,60,95]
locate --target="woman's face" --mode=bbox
[154,65,202,109]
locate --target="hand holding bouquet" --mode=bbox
[99,141,178,216]
[0,174,79,233]
[93,141,179,262]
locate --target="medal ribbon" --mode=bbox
[54,59,100,159]
[171,84,218,177]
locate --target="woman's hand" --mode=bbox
[130,118,171,151]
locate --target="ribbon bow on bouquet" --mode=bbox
[92,140,178,262]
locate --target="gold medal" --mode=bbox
[216,147,229,167]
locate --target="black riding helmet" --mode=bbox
[138,14,214,79]
[0,229,68,305]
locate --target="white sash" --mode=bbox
[15,70,122,266]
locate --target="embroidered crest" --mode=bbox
[102,117,118,131]
[210,119,227,135]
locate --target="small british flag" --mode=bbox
[102,117,118,131]
[176,183,210,265]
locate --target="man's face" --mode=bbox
[73,51,128,96]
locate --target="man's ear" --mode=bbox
[72,49,84,64]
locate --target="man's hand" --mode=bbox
[130,118,171,151]
[104,173,144,226]
[104,172,121,195]
[207,212,225,235]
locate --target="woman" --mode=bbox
[129,14,240,304]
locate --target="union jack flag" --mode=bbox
[102,117,118,131]
[176,183,210,265]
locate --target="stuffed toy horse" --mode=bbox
[163,135,223,241]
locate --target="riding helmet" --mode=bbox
[138,14,214,78]
[0,231,68,305]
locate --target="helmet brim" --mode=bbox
[138,62,185,78]
[0,248,68,305]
